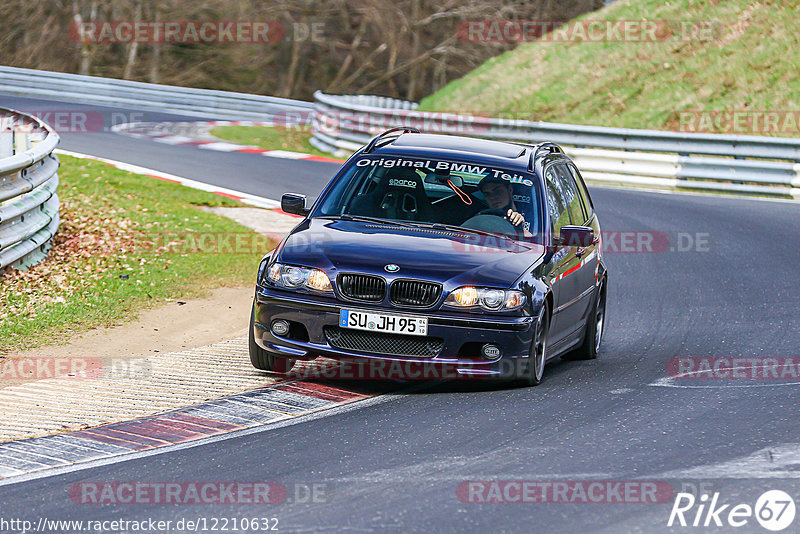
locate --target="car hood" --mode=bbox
[276,218,545,288]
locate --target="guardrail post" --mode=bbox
[13,119,32,154]
[0,114,12,159]
[29,131,47,148]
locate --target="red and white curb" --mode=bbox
[0,149,378,482]
[112,121,345,163]
[0,378,374,481]
[55,149,305,218]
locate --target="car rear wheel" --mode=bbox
[518,304,548,387]
[567,279,606,360]
[249,303,296,374]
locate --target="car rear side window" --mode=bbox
[544,166,570,240]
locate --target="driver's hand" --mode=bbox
[506,209,533,238]
[506,209,525,227]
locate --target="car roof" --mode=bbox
[364,132,560,174]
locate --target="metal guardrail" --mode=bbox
[310,91,800,199]
[0,108,60,270]
[2,68,797,199]
[0,66,313,120]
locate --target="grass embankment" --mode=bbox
[420,0,800,136]
[210,125,331,157]
[220,2,799,148]
[0,155,276,354]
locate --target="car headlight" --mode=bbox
[265,262,332,292]
[444,287,527,311]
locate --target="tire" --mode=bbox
[248,303,295,374]
[567,279,606,360]
[517,304,549,387]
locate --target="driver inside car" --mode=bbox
[475,174,533,238]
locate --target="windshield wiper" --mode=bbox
[321,215,512,239]
[411,221,512,240]
[321,214,417,229]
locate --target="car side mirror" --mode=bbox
[281,193,310,216]
[558,225,595,248]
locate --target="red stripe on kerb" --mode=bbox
[296,381,369,399]
[83,426,173,448]
[70,430,153,450]
[111,420,209,444]
[303,155,346,163]
[235,148,269,154]
[147,417,227,436]
[181,140,212,146]
[158,413,244,432]
[273,383,342,401]
[271,208,303,218]
[275,382,364,402]
[213,191,244,200]
[146,174,181,183]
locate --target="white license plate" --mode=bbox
[339,309,428,336]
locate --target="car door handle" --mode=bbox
[575,247,586,258]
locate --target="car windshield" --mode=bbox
[315,155,543,241]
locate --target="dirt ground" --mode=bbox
[1,286,254,389]
[1,206,299,390]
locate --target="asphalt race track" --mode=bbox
[2,94,800,533]
[2,96,338,202]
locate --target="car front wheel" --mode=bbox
[518,304,549,387]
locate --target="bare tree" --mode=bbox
[0,0,605,100]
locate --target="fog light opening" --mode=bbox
[271,320,290,337]
[482,343,502,361]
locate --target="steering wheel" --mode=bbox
[461,210,518,236]
[477,208,510,217]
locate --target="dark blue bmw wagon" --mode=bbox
[250,128,607,386]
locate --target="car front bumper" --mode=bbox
[253,286,536,377]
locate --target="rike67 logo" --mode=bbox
[668,490,796,531]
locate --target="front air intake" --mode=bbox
[338,273,386,302]
[389,279,442,308]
